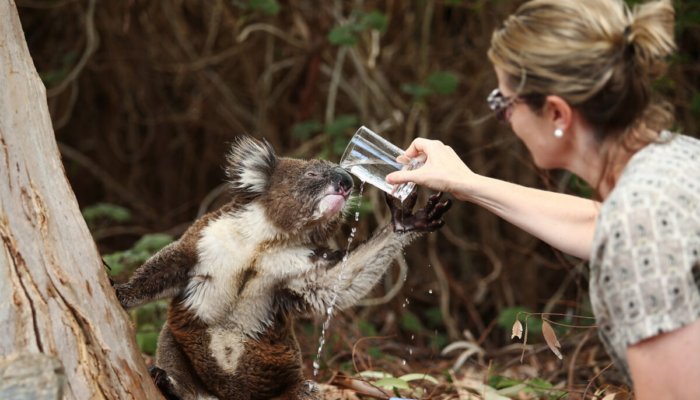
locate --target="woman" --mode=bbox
[387,0,700,398]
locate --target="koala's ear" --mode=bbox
[226,136,277,197]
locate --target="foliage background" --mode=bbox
[16,0,700,397]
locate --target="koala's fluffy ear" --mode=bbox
[226,136,277,198]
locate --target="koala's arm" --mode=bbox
[114,241,196,309]
[281,192,451,316]
[309,228,416,313]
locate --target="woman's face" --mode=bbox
[494,67,566,170]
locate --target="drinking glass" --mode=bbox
[339,126,422,202]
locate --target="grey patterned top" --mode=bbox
[589,132,700,382]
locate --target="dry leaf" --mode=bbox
[542,320,563,360]
[602,393,617,400]
[511,319,523,340]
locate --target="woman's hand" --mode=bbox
[385,138,476,201]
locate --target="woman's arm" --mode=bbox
[386,138,598,259]
[627,318,700,400]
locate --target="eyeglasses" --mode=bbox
[487,88,516,123]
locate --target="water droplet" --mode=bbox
[322,253,328,259]
[411,334,415,341]
[428,289,433,294]
[402,359,407,365]
[409,348,413,355]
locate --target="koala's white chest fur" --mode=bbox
[185,202,315,335]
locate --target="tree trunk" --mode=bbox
[0,1,162,398]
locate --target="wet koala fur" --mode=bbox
[115,136,451,400]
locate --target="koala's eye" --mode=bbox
[305,171,320,178]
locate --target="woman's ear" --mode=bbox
[545,95,573,131]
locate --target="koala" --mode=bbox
[114,136,451,400]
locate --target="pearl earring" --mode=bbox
[554,128,564,138]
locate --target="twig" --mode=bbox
[583,362,614,399]
[237,23,306,48]
[203,0,223,56]
[428,233,461,341]
[567,329,593,395]
[324,46,349,126]
[542,261,585,315]
[351,335,395,375]
[197,183,229,217]
[51,80,79,130]
[357,254,407,307]
[440,225,503,304]
[47,0,99,98]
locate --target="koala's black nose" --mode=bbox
[332,166,353,194]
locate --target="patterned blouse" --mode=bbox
[589,132,700,382]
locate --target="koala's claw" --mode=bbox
[386,192,452,233]
[288,380,321,400]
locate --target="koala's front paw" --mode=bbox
[286,380,321,400]
[113,283,134,309]
[149,366,181,400]
[386,191,451,233]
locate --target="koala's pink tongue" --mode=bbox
[320,194,346,216]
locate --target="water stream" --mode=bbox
[312,181,366,377]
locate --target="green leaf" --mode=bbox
[691,92,700,114]
[328,25,358,46]
[333,136,349,156]
[358,370,394,379]
[292,120,322,139]
[358,319,378,337]
[497,306,528,330]
[429,332,449,349]
[567,174,594,199]
[82,203,131,224]
[359,11,388,32]
[247,0,280,15]
[497,383,528,396]
[367,346,383,359]
[488,375,523,390]
[427,71,459,95]
[374,377,410,390]
[399,373,439,384]
[400,311,425,333]
[40,69,69,86]
[358,198,374,215]
[497,306,542,334]
[526,378,554,390]
[424,306,443,327]
[133,233,174,253]
[401,83,433,100]
[102,233,173,276]
[136,330,159,355]
[102,253,126,276]
[326,114,359,137]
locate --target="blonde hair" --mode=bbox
[488,0,676,140]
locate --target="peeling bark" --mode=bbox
[0,0,162,398]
